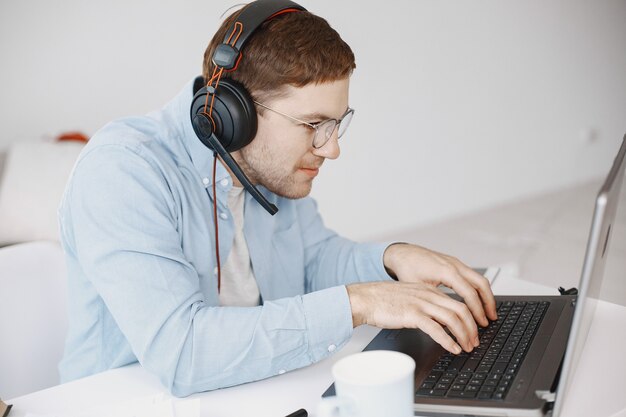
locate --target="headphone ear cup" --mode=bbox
[190,78,257,152]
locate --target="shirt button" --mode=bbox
[278,369,286,375]
[219,212,228,220]
[202,177,210,186]
[213,267,218,276]
[220,178,229,187]
[327,344,337,353]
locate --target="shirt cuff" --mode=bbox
[302,285,353,362]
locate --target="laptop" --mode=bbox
[324,134,626,417]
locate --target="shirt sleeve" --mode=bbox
[295,197,396,293]
[62,144,354,397]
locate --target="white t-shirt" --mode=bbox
[218,186,261,307]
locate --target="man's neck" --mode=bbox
[217,153,243,187]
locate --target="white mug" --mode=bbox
[317,350,416,417]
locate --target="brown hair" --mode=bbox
[202,6,356,103]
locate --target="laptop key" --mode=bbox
[477,391,493,399]
[498,380,511,389]
[491,362,507,374]
[416,388,446,397]
[477,364,492,373]
[462,359,480,372]
[496,355,512,363]
[487,372,502,381]
[448,355,468,372]
[424,372,441,382]
[448,390,477,399]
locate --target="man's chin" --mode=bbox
[266,181,313,200]
[275,188,312,200]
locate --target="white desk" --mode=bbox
[7,274,626,417]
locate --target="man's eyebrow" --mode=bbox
[297,107,349,121]
[296,111,332,121]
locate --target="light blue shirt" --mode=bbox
[58,79,393,396]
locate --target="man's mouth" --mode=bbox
[299,166,320,177]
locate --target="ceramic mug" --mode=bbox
[317,350,416,417]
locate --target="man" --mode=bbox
[58,1,496,397]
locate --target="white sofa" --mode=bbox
[0,140,84,399]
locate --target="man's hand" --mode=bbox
[346,243,498,355]
[383,243,498,326]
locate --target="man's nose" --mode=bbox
[312,131,340,160]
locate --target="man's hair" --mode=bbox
[203,7,356,104]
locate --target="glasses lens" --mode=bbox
[311,109,355,148]
[313,119,338,148]
[337,109,354,139]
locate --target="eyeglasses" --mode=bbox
[254,101,355,149]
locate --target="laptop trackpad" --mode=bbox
[322,328,442,397]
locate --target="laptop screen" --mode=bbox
[600,152,626,307]
[553,135,626,416]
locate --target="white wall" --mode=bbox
[1,0,625,240]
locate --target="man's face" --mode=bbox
[232,78,349,199]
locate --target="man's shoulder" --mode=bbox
[89,113,168,151]
[63,114,186,209]
[79,113,186,171]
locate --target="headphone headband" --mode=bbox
[213,0,306,70]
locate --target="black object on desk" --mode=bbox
[558,286,579,295]
[285,408,307,417]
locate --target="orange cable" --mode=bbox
[226,22,243,46]
[212,154,222,293]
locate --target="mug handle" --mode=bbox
[317,396,358,417]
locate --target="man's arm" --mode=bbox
[294,197,394,292]
[61,145,354,396]
[293,196,497,355]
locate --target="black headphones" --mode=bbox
[190,0,307,215]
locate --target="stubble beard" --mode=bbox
[235,142,314,200]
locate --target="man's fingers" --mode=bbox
[439,259,499,325]
[419,293,478,352]
[459,265,498,321]
[448,263,498,322]
[348,280,487,354]
[417,317,463,355]
[439,295,480,347]
[438,269,489,327]
[385,244,498,323]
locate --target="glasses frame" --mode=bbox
[253,100,354,149]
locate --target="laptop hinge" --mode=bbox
[535,389,556,403]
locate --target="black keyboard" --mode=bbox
[416,300,549,400]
